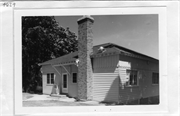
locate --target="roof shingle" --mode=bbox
[39,43,158,66]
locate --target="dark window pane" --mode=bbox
[47,74,50,84]
[63,75,67,88]
[126,70,138,86]
[51,73,54,84]
[73,73,77,83]
[152,73,159,84]
[134,75,137,85]
[130,74,133,85]
[51,78,54,84]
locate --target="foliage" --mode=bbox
[22,16,77,92]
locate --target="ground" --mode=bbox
[23,93,159,106]
[23,93,105,107]
[23,100,99,107]
[23,93,34,101]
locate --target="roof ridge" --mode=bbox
[39,42,158,66]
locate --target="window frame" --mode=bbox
[47,73,55,85]
[126,69,139,87]
[62,73,68,89]
[152,72,159,85]
[72,72,77,84]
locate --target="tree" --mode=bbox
[22,16,77,92]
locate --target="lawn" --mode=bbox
[23,100,100,107]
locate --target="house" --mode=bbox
[39,16,159,104]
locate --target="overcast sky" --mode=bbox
[55,15,158,59]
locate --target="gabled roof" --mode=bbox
[39,51,78,65]
[39,43,158,66]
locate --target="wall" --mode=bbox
[68,65,78,98]
[92,55,119,102]
[92,73,119,102]
[93,55,119,73]
[118,54,159,103]
[60,65,78,98]
[41,65,62,95]
[92,54,159,103]
[41,64,78,98]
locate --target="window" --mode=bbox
[72,73,77,83]
[126,70,138,86]
[63,74,67,88]
[152,72,159,84]
[47,73,54,84]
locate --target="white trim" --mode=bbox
[62,73,68,93]
[51,65,61,76]
[54,64,71,75]
[126,70,139,87]
[46,73,55,85]
[39,61,76,66]
[77,15,94,22]
[53,62,76,66]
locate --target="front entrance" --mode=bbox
[62,73,68,93]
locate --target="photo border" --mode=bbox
[1,1,179,116]
[14,6,167,115]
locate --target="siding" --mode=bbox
[92,55,119,102]
[93,55,119,73]
[92,71,119,102]
[92,54,159,103]
[118,55,159,103]
[118,70,159,104]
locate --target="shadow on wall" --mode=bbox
[102,76,119,103]
[102,74,159,105]
[101,68,159,105]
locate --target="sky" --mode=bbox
[55,15,158,59]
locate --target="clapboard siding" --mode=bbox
[92,73,119,102]
[93,55,119,73]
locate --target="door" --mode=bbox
[62,73,68,93]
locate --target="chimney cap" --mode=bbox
[77,15,94,24]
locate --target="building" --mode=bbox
[39,16,159,104]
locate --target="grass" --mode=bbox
[23,100,99,107]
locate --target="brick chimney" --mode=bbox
[77,15,94,100]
